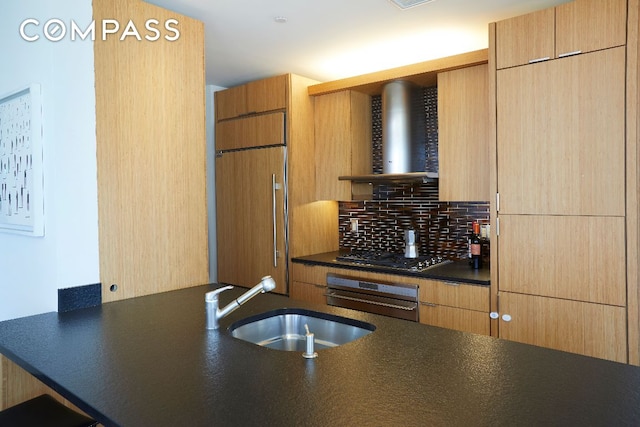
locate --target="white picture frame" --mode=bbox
[0,83,44,236]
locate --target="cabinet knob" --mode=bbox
[489,312,499,319]
[501,314,512,322]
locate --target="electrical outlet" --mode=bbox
[350,219,359,233]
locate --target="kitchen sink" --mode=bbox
[228,308,375,351]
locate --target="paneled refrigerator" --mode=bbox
[215,112,287,294]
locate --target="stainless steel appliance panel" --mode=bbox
[326,273,419,322]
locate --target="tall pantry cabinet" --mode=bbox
[489,0,640,363]
[215,74,338,294]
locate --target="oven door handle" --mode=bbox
[325,292,417,311]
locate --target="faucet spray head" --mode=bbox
[260,276,276,293]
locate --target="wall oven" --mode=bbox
[326,273,419,322]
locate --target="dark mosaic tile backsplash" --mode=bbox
[339,86,490,261]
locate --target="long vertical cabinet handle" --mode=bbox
[272,174,282,267]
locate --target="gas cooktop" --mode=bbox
[335,250,451,272]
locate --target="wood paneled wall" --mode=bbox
[288,74,340,263]
[94,0,209,302]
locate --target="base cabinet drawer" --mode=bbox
[419,279,490,312]
[290,264,331,305]
[419,304,490,335]
[419,279,490,335]
[290,264,331,286]
[290,281,327,305]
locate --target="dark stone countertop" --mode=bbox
[1,284,639,426]
[292,251,491,285]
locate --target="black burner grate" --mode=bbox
[335,250,448,272]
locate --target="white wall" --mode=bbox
[206,85,225,283]
[0,0,99,321]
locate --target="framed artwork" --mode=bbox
[0,84,44,236]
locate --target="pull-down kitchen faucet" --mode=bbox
[205,276,276,329]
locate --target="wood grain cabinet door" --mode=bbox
[496,0,627,69]
[290,264,330,305]
[215,85,246,121]
[437,64,490,202]
[497,215,626,306]
[498,292,627,363]
[314,90,371,201]
[216,146,287,293]
[215,75,287,121]
[245,75,287,115]
[290,281,327,305]
[555,0,627,58]
[419,280,490,335]
[495,8,555,69]
[496,47,625,216]
[216,112,285,151]
[420,304,490,335]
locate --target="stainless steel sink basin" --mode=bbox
[228,308,375,351]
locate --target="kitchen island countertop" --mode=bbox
[0,284,639,426]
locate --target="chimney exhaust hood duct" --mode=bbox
[340,80,435,184]
[382,80,424,174]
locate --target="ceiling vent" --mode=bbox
[388,0,436,10]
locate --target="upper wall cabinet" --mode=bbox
[308,50,489,202]
[555,0,627,57]
[216,112,285,151]
[314,90,372,201]
[496,0,627,69]
[215,74,288,120]
[495,8,555,70]
[437,64,490,202]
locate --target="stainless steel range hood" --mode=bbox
[340,80,434,184]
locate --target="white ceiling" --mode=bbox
[144,0,569,88]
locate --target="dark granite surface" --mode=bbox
[1,284,640,426]
[292,251,491,285]
[57,283,102,312]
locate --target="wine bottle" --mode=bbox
[470,221,482,269]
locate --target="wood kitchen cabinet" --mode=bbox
[215,112,285,151]
[215,74,338,294]
[498,293,627,363]
[555,0,626,58]
[215,74,287,120]
[489,0,637,363]
[290,263,490,335]
[437,64,490,202]
[498,215,626,306]
[290,264,330,305]
[419,279,490,336]
[314,90,372,201]
[494,46,627,359]
[497,47,625,216]
[495,8,555,70]
[496,0,626,69]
